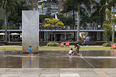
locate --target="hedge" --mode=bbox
[102,43,111,47]
[47,42,59,46]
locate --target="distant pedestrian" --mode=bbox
[69,48,73,55]
[86,36,90,46]
[81,36,84,46]
[29,45,32,56]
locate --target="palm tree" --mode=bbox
[62,3,91,30]
[0,0,21,42]
[107,0,116,12]
[63,0,95,42]
[90,0,106,27]
[8,1,29,29]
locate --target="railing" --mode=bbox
[0,26,104,30]
[41,26,104,30]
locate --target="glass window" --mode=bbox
[33,2,35,6]
[67,12,70,17]
[61,0,64,3]
[64,13,66,16]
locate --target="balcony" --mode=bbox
[51,5,58,9]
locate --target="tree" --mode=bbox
[90,1,106,27]
[112,16,116,23]
[99,0,116,42]
[0,0,21,42]
[103,20,112,42]
[61,0,76,29]
[44,18,64,41]
[63,0,95,42]
[103,9,113,42]
[56,14,74,26]
[62,2,91,29]
[107,0,116,43]
[8,1,29,28]
[107,0,116,14]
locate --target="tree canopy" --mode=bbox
[0,0,21,42]
[103,9,113,42]
[44,18,64,41]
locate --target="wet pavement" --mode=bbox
[0,50,116,68]
[0,51,22,68]
[37,51,116,68]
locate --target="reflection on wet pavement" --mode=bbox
[0,50,116,68]
[38,50,116,68]
[0,51,22,68]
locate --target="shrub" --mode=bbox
[2,24,18,30]
[54,42,59,46]
[102,43,111,47]
[47,42,59,46]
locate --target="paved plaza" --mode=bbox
[0,68,116,77]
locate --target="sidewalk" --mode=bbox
[0,68,116,77]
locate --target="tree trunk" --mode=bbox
[77,3,80,42]
[112,7,115,43]
[73,0,75,29]
[51,25,53,41]
[40,25,41,41]
[54,25,56,41]
[5,11,7,42]
[108,36,110,43]
[105,1,108,20]
[112,23,115,43]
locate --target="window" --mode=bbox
[33,2,35,6]
[64,13,66,16]
[60,9,62,11]
[61,0,64,3]
[67,12,70,17]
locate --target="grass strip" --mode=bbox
[0,46,112,50]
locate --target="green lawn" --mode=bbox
[0,46,22,50]
[0,46,112,50]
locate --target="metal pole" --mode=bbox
[9,32,10,42]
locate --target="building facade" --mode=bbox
[32,0,38,10]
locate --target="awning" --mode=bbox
[0,33,5,35]
[11,33,20,35]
